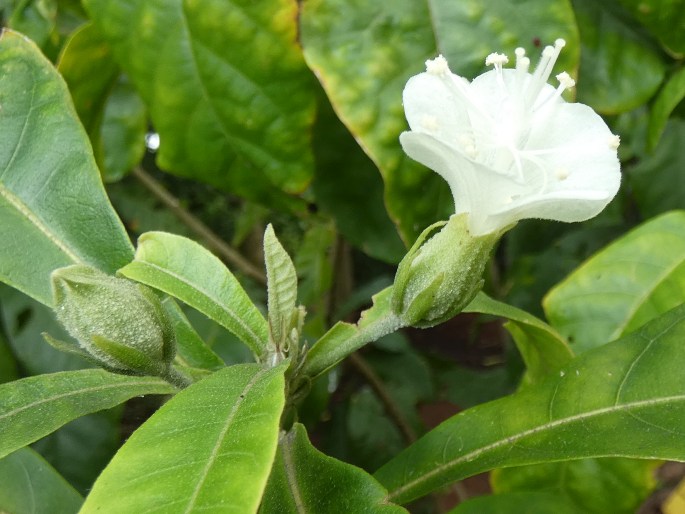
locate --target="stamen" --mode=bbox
[526,39,566,107]
[556,71,575,90]
[426,55,450,76]
[608,134,621,150]
[555,168,569,180]
[514,48,530,95]
[485,52,509,67]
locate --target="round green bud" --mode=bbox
[392,214,503,327]
[51,265,175,374]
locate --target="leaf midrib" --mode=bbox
[386,393,685,502]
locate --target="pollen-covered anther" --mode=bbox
[485,52,509,67]
[556,72,575,90]
[426,55,450,76]
[608,134,621,150]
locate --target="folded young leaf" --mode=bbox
[0,369,175,459]
[375,302,685,504]
[80,363,286,514]
[119,231,269,359]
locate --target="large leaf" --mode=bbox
[492,458,658,514]
[300,0,578,242]
[260,423,406,513]
[80,363,286,514]
[447,491,579,514]
[119,231,269,359]
[374,303,685,504]
[629,121,685,218]
[544,211,685,352]
[573,0,666,114]
[648,68,685,151]
[0,28,133,306]
[0,447,83,514]
[465,293,573,384]
[615,0,685,55]
[0,369,174,459]
[83,0,315,209]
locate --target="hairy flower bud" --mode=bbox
[51,265,175,375]
[392,214,502,327]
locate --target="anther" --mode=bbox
[485,53,509,67]
[556,72,575,90]
[426,55,450,76]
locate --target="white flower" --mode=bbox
[400,39,621,236]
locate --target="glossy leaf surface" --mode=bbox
[81,363,286,514]
[84,0,315,208]
[0,28,133,306]
[0,369,174,459]
[375,303,685,504]
[119,231,269,359]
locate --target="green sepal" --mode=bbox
[90,334,167,377]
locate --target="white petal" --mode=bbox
[402,72,473,147]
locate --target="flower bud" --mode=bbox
[392,214,503,327]
[51,265,176,375]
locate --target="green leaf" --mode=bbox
[300,0,578,242]
[648,66,685,151]
[630,121,685,217]
[447,491,580,514]
[119,231,269,359]
[544,211,685,353]
[465,293,573,384]
[57,22,118,134]
[615,0,685,55]
[83,0,315,209]
[161,297,225,371]
[375,303,685,504]
[573,0,666,114]
[311,95,405,263]
[0,28,133,306]
[492,458,658,514]
[0,329,19,384]
[97,76,147,181]
[80,363,286,514]
[0,369,174,459]
[264,224,298,349]
[260,423,407,513]
[0,448,83,514]
[6,0,57,49]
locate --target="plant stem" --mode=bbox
[164,366,193,389]
[131,167,266,284]
[302,287,405,379]
[348,352,417,444]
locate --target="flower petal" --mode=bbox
[402,72,472,147]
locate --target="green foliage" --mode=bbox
[261,423,407,513]
[1,0,684,510]
[0,447,83,514]
[0,369,174,459]
[375,303,685,503]
[0,29,133,306]
[119,231,270,359]
[80,363,286,514]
